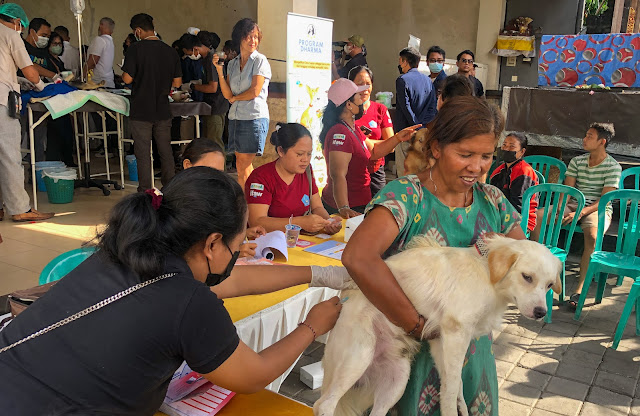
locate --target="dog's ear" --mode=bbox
[551,260,563,294]
[488,249,518,284]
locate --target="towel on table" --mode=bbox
[42,90,130,119]
[20,81,76,115]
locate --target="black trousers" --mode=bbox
[130,119,175,192]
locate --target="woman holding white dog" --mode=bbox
[342,96,526,415]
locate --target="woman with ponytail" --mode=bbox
[0,167,352,414]
[245,122,341,235]
[320,79,420,218]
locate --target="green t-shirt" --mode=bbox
[365,175,521,256]
[566,154,621,206]
[363,175,522,415]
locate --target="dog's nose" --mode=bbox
[533,307,547,320]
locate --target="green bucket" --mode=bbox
[43,169,77,204]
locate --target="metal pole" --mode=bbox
[77,14,84,82]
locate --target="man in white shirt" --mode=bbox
[85,17,115,88]
[54,25,80,77]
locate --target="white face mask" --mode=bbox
[34,34,49,48]
[344,44,353,54]
[14,22,22,33]
[188,52,201,60]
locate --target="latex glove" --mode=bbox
[33,79,45,92]
[17,76,35,91]
[310,265,358,290]
[52,73,63,84]
[180,82,193,92]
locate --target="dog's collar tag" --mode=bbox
[474,237,490,257]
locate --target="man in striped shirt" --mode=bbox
[563,123,621,308]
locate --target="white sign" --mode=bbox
[286,13,333,187]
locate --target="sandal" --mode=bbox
[568,293,580,310]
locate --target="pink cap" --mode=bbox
[327,78,369,106]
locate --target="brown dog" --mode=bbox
[403,128,430,175]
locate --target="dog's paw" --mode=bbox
[457,401,469,416]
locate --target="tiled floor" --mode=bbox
[281,262,640,415]
[0,184,136,295]
[2,181,640,415]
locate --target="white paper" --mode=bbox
[250,231,289,261]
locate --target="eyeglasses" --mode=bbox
[460,59,474,64]
[428,59,445,63]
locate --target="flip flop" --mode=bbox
[568,293,580,310]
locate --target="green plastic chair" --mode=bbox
[620,167,640,190]
[38,247,96,285]
[533,169,546,185]
[523,155,567,184]
[573,190,640,349]
[487,158,500,179]
[522,184,586,323]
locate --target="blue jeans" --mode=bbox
[228,118,268,155]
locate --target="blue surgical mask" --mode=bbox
[50,45,63,56]
[429,62,443,73]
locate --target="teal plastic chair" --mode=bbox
[38,247,96,285]
[620,167,640,190]
[573,190,640,349]
[523,155,567,184]
[522,184,586,323]
[533,169,546,185]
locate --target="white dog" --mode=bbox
[314,235,562,416]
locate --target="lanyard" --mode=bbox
[340,120,368,153]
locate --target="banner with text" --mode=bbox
[286,13,333,187]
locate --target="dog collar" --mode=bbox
[474,236,490,258]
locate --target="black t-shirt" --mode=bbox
[122,40,182,122]
[201,52,229,115]
[470,75,485,97]
[23,40,57,74]
[0,253,239,415]
[338,52,368,78]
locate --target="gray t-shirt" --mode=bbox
[0,24,33,107]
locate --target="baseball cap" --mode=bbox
[0,3,29,28]
[347,35,364,48]
[328,78,369,106]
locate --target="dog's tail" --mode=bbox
[405,235,441,250]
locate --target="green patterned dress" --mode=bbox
[364,175,521,416]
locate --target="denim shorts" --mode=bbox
[228,118,269,155]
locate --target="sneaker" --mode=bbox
[12,209,55,222]
[94,150,114,158]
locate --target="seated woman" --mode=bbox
[320,79,418,218]
[245,123,341,235]
[181,138,265,257]
[490,132,539,232]
[342,97,525,415]
[348,66,395,197]
[0,168,352,414]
